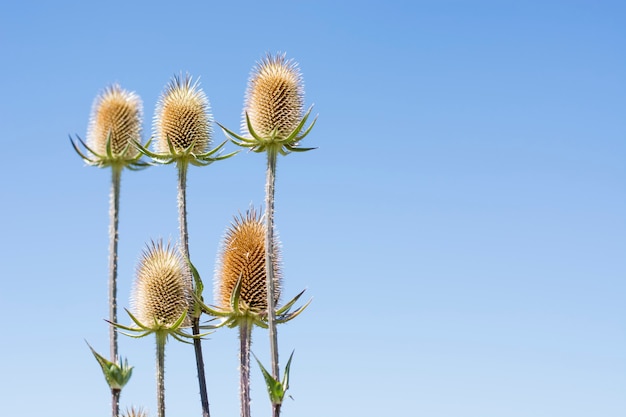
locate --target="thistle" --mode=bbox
[220,210,276,417]
[190,209,309,417]
[219,53,316,417]
[71,84,147,417]
[137,74,236,167]
[111,240,203,417]
[72,84,149,170]
[219,53,316,155]
[217,209,280,318]
[136,74,235,417]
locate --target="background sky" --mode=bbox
[0,1,624,416]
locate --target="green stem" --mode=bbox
[109,166,122,417]
[239,321,252,417]
[265,148,280,417]
[156,332,167,417]
[176,161,211,417]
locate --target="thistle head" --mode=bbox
[131,240,192,329]
[220,53,315,155]
[216,209,280,315]
[153,74,212,155]
[87,84,143,158]
[243,53,304,140]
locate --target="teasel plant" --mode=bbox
[189,209,310,417]
[218,53,317,417]
[71,84,149,417]
[109,240,209,417]
[135,73,236,417]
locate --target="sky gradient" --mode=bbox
[0,1,625,416]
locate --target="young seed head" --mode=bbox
[132,241,192,327]
[243,53,304,140]
[216,210,280,312]
[87,84,143,157]
[154,74,212,154]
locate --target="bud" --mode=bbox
[154,74,212,154]
[132,241,191,327]
[87,84,143,158]
[216,210,280,312]
[243,53,304,140]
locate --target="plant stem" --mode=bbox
[156,332,167,417]
[176,161,211,417]
[264,148,280,417]
[109,165,122,417]
[177,161,190,257]
[239,320,252,417]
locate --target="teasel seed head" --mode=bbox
[132,240,192,328]
[243,53,304,140]
[86,84,143,159]
[154,74,212,155]
[216,209,280,313]
[121,406,149,417]
[220,53,315,155]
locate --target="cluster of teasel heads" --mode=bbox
[72,52,316,417]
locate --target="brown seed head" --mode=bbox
[132,241,191,327]
[87,84,143,157]
[216,210,280,312]
[154,74,212,154]
[243,53,304,139]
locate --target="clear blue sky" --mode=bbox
[0,1,624,416]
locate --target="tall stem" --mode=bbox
[156,332,167,417]
[176,161,211,417]
[265,149,280,417]
[239,321,252,417]
[109,166,122,417]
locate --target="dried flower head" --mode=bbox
[244,53,304,140]
[220,53,315,155]
[132,241,192,328]
[216,209,280,313]
[153,74,212,155]
[87,84,143,158]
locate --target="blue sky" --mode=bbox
[0,1,624,416]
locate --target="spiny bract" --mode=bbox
[132,241,192,327]
[243,53,304,140]
[87,84,143,157]
[216,209,280,312]
[154,74,212,154]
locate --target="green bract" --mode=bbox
[254,350,295,405]
[71,134,151,170]
[108,308,212,345]
[87,342,133,391]
[219,107,317,156]
[135,137,236,167]
[190,260,311,330]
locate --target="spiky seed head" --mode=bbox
[87,84,143,157]
[244,53,304,140]
[154,74,212,154]
[121,406,149,417]
[216,209,280,312]
[132,241,192,327]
